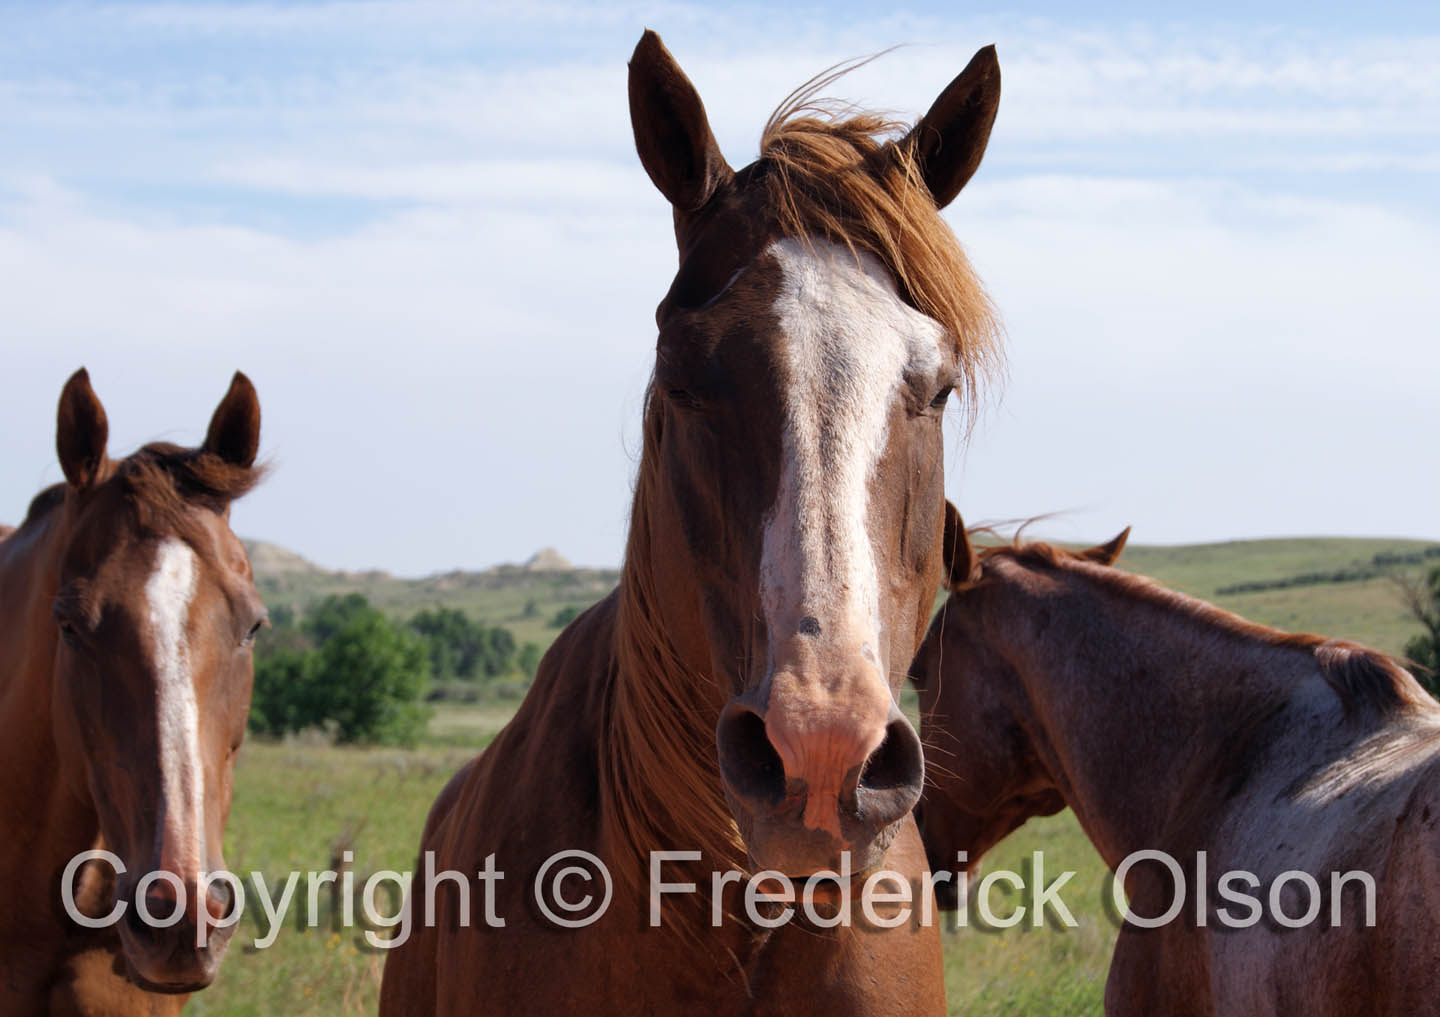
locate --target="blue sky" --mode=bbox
[1,2,1437,572]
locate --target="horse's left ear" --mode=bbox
[628,30,734,215]
[1081,527,1131,567]
[942,501,980,589]
[901,45,1001,209]
[56,368,109,489]
[203,371,261,469]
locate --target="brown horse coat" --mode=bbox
[0,370,265,1016]
[380,32,1005,1017]
[913,505,1440,1017]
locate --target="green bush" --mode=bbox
[549,605,581,629]
[311,609,430,745]
[409,607,516,680]
[517,642,543,678]
[248,594,431,746]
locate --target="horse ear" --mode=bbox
[628,30,733,214]
[901,45,1001,209]
[942,501,980,589]
[1081,527,1131,567]
[203,371,261,469]
[56,368,109,489]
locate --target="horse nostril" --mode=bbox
[716,702,787,809]
[855,715,925,825]
[125,895,158,937]
[206,879,236,922]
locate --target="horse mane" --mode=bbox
[601,388,746,892]
[977,538,1433,719]
[759,68,1003,424]
[22,484,66,526]
[16,443,264,536]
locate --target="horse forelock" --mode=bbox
[15,443,263,549]
[758,101,1003,425]
[115,443,264,532]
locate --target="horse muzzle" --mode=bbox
[116,874,236,993]
[716,669,925,876]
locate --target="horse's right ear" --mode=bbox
[56,368,109,489]
[901,45,1001,210]
[1081,527,1131,567]
[942,501,980,589]
[204,371,262,469]
[628,30,733,215]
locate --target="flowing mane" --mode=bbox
[977,538,1432,719]
[114,442,265,526]
[760,79,1003,421]
[603,390,747,885]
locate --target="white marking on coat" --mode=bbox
[145,537,204,879]
[760,236,945,661]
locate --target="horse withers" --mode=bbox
[913,503,1440,1016]
[380,31,1003,1017]
[0,370,265,1015]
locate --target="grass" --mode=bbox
[185,536,1436,1015]
[191,709,516,1017]
[196,715,1116,1017]
[940,813,1113,1016]
[189,740,476,1017]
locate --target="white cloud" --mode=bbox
[1,6,1436,571]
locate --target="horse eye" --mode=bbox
[243,616,268,646]
[929,385,954,410]
[57,618,80,645]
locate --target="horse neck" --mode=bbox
[987,562,1321,868]
[0,511,96,874]
[0,515,62,741]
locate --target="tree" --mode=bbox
[550,605,581,629]
[304,593,375,645]
[310,609,431,745]
[1396,566,1440,696]
[410,607,476,680]
[478,625,517,677]
[517,642,543,679]
[249,647,312,738]
[409,607,518,680]
[248,594,431,746]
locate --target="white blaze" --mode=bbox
[760,237,945,657]
[144,537,204,876]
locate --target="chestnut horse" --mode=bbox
[0,370,265,1016]
[380,31,1002,1017]
[912,504,1440,1017]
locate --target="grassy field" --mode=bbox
[187,535,1437,1016]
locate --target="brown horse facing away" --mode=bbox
[380,31,1003,1017]
[912,504,1440,1017]
[0,370,265,1016]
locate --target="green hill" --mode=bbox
[245,535,1438,658]
[244,540,619,654]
